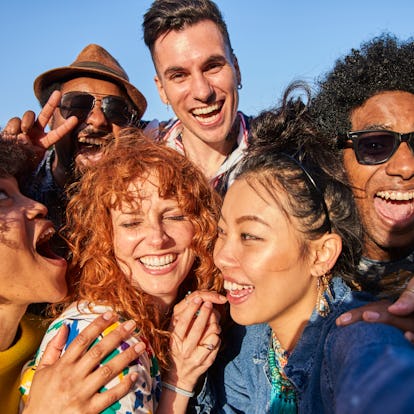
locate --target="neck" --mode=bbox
[52,156,70,188]
[180,121,239,181]
[363,239,414,262]
[269,285,318,351]
[0,304,27,351]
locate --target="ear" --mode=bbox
[154,75,169,105]
[232,54,242,86]
[309,233,342,277]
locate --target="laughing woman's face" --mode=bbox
[0,176,67,306]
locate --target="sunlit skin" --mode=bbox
[111,174,196,312]
[0,176,67,306]
[213,178,320,350]
[152,20,241,179]
[344,91,414,261]
[51,77,130,187]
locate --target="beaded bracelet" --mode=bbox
[161,381,195,398]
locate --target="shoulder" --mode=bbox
[218,323,269,369]
[0,314,45,367]
[326,321,414,413]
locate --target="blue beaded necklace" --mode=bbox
[268,330,297,413]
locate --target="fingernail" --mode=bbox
[124,320,136,331]
[193,296,202,304]
[404,331,414,344]
[134,342,145,353]
[203,301,213,309]
[389,301,404,311]
[339,313,352,323]
[364,311,380,321]
[130,372,138,382]
[103,311,113,321]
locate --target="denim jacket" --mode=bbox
[194,277,414,413]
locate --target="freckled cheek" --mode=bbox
[170,223,195,247]
[112,230,142,258]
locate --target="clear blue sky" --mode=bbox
[1,0,413,128]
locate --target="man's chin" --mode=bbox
[75,151,103,171]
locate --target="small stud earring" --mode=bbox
[237,83,243,90]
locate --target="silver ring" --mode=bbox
[200,343,215,351]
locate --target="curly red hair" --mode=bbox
[56,128,222,370]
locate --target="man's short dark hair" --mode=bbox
[143,0,233,56]
[311,33,414,139]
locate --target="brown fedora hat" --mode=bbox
[33,44,147,119]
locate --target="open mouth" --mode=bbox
[376,190,414,201]
[35,227,63,260]
[77,136,110,152]
[191,101,223,123]
[139,253,177,270]
[223,279,254,298]
[374,190,414,223]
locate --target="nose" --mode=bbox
[192,73,214,103]
[213,236,237,271]
[385,143,414,180]
[146,221,169,248]
[23,196,48,220]
[86,99,110,128]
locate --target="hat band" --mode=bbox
[72,61,129,81]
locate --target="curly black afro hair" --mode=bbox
[311,33,414,141]
[0,137,37,182]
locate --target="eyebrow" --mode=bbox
[355,123,390,131]
[119,205,181,215]
[236,215,270,227]
[219,214,270,227]
[163,54,227,77]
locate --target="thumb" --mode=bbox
[37,324,68,369]
[388,279,414,316]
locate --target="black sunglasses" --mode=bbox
[59,92,139,127]
[338,129,414,165]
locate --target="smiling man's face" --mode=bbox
[153,20,241,149]
[344,90,414,260]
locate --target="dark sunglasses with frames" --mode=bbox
[338,129,414,165]
[59,91,139,127]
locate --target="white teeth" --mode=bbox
[37,227,55,244]
[223,280,254,291]
[78,137,106,146]
[140,254,176,269]
[376,191,414,201]
[192,103,221,116]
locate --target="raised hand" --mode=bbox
[166,291,226,392]
[3,91,78,162]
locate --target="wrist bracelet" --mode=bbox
[161,381,195,398]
